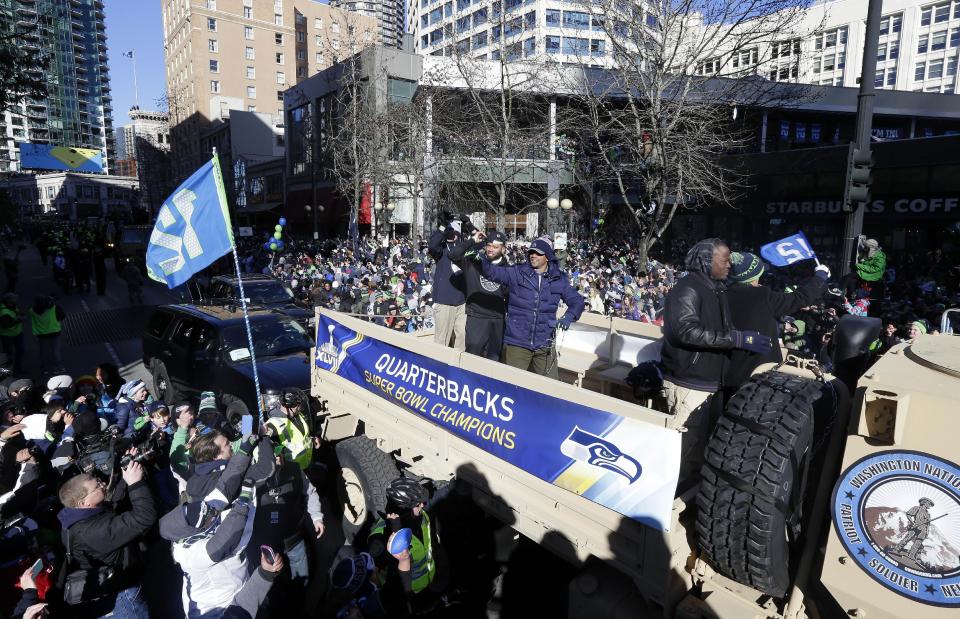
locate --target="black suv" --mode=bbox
[142,304,314,420]
[206,274,312,326]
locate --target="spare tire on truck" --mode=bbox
[695,371,824,598]
[335,436,399,544]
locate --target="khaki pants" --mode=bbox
[662,379,713,486]
[502,344,558,379]
[433,303,466,351]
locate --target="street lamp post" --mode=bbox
[546,197,559,236]
[560,198,573,235]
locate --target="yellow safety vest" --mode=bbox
[265,414,313,470]
[0,307,22,337]
[29,307,61,336]
[369,512,436,594]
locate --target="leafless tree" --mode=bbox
[561,0,820,266]
[424,18,566,234]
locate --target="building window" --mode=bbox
[275,13,283,25]
[491,25,500,42]
[473,31,487,48]
[523,37,535,56]
[208,39,218,52]
[932,30,947,51]
[297,66,305,77]
[331,21,340,33]
[274,0,283,12]
[950,28,959,48]
[645,13,658,28]
[243,6,252,18]
[248,105,256,112]
[297,49,305,60]
[879,15,889,35]
[929,58,944,78]
[444,2,452,17]
[297,31,305,42]
[314,17,323,29]
[206,0,216,9]
[276,52,285,63]
[546,35,560,53]
[210,80,220,93]
[892,14,902,32]
[947,56,958,76]
[473,8,487,27]
[316,51,324,63]
[207,17,217,31]
[890,41,899,58]
[562,36,588,54]
[277,71,285,84]
[247,85,257,98]
[935,2,950,23]
[525,10,535,29]
[456,16,470,33]
[245,26,254,39]
[887,67,897,85]
[919,36,928,53]
[546,9,560,26]
[877,43,886,60]
[277,90,284,101]
[457,0,470,10]
[590,38,605,56]
[246,65,256,78]
[276,33,284,45]
[874,69,884,87]
[563,11,590,30]
[210,59,219,72]
[245,46,255,60]
[915,62,925,80]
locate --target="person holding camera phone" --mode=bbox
[427,211,467,351]
[56,455,156,617]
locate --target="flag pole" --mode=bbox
[213,148,265,426]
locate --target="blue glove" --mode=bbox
[734,330,773,354]
[558,315,574,331]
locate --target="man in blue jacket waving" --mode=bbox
[480,236,584,379]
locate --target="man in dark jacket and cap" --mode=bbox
[480,236,584,379]
[428,214,467,351]
[660,239,773,485]
[724,251,830,391]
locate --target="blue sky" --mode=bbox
[104,0,167,127]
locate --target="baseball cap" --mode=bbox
[485,231,506,245]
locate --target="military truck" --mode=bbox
[113,225,152,272]
[310,307,959,618]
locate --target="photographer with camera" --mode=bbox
[57,456,156,617]
[427,211,467,351]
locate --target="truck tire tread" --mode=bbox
[335,436,399,544]
[696,372,822,597]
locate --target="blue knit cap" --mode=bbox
[729,252,765,283]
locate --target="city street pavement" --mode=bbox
[8,244,185,387]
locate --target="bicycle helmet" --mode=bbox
[385,477,429,510]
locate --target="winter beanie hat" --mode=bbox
[198,391,218,414]
[729,252,765,284]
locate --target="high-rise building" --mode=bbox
[161,0,378,182]
[330,0,404,48]
[0,0,115,173]
[408,0,655,64]
[115,107,172,212]
[694,0,960,95]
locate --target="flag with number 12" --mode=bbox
[146,156,235,288]
[759,232,817,267]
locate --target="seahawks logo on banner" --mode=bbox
[832,451,960,606]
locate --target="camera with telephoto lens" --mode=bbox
[75,426,159,480]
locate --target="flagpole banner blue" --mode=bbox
[146,157,235,288]
[760,231,818,267]
[316,313,682,530]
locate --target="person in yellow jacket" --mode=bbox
[30,295,65,375]
[367,477,449,612]
[263,389,316,470]
[0,293,25,374]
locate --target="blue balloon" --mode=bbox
[388,528,413,554]
[278,217,287,226]
[275,239,284,250]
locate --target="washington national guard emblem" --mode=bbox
[832,450,960,607]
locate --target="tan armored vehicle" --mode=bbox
[310,307,960,618]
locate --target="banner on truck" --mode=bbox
[315,313,681,530]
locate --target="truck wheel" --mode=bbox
[695,371,823,598]
[335,436,399,544]
[152,363,176,403]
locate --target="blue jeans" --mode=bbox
[86,585,149,618]
[286,539,309,580]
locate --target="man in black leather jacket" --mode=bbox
[660,239,772,485]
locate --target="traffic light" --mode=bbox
[843,144,873,212]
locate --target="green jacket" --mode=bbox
[856,250,887,282]
[169,427,192,481]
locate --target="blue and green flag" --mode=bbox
[146,156,234,288]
